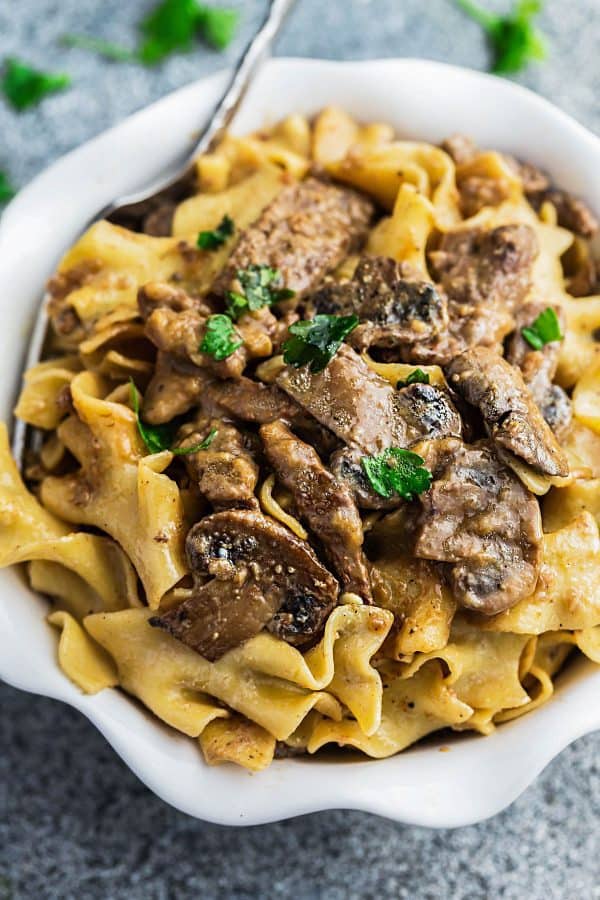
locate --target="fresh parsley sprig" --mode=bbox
[0,171,15,204]
[2,58,71,111]
[130,379,217,454]
[361,448,433,501]
[197,214,235,250]
[521,306,563,350]
[396,368,431,389]
[140,0,238,64]
[456,0,547,74]
[282,314,360,374]
[200,314,243,360]
[226,264,295,320]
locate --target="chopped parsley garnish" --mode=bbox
[396,368,431,389]
[0,171,15,204]
[361,448,433,501]
[226,264,295,319]
[521,306,563,350]
[140,0,238,65]
[130,379,217,454]
[197,214,235,250]
[282,314,360,373]
[2,58,71,111]
[200,314,243,360]
[456,0,547,74]
[61,35,137,62]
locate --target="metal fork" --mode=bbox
[12,0,296,466]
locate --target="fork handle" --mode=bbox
[194,0,296,157]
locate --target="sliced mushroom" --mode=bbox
[260,420,372,601]
[149,510,339,660]
[413,438,543,615]
[446,346,569,479]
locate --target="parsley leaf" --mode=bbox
[61,35,137,62]
[197,5,239,50]
[456,0,547,74]
[200,313,243,360]
[396,368,430,389]
[139,0,238,65]
[0,171,15,204]
[197,214,235,250]
[130,379,217,454]
[282,314,360,373]
[521,306,563,350]
[226,264,295,319]
[2,58,71,111]
[361,448,433,501]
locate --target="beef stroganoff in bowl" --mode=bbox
[3,98,600,777]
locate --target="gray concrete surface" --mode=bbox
[1,0,600,897]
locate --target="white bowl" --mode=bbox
[1,58,599,828]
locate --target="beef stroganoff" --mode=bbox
[3,107,600,771]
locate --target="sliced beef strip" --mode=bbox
[329,382,462,510]
[527,188,598,238]
[142,352,210,424]
[212,177,374,298]
[424,224,539,360]
[277,344,411,454]
[446,346,569,478]
[150,510,339,659]
[260,420,372,601]
[176,416,259,510]
[138,281,213,320]
[440,134,478,166]
[505,301,572,437]
[413,438,543,615]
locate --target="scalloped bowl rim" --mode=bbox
[1,58,599,828]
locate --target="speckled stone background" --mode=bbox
[1,1,600,898]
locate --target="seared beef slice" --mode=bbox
[214,177,374,297]
[446,346,569,478]
[260,420,372,601]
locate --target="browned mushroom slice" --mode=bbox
[260,420,372,601]
[277,344,410,454]
[212,177,374,298]
[505,301,572,437]
[176,417,259,511]
[446,346,569,479]
[150,510,339,660]
[528,187,598,238]
[413,438,543,615]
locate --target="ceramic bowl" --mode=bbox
[1,58,599,827]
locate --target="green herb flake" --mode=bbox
[521,306,563,350]
[139,0,238,65]
[197,5,239,50]
[200,313,243,360]
[226,264,295,319]
[197,213,235,250]
[130,379,218,454]
[61,35,137,62]
[396,368,431,389]
[361,448,433,501]
[282,314,360,373]
[0,171,15,204]
[2,58,71,111]
[456,0,547,74]
[173,426,218,455]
